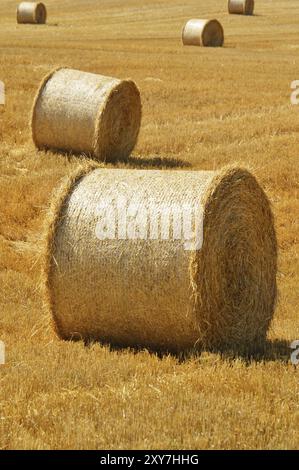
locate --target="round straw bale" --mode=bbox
[17,2,47,24]
[228,0,254,15]
[182,19,224,47]
[43,167,277,353]
[31,68,142,162]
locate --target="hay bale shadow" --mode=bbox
[203,339,292,365]
[84,339,291,366]
[38,149,190,169]
[127,155,191,169]
[83,338,292,365]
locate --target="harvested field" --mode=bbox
[0,0,299,450]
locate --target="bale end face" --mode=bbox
[182,19,224,47]
[94,79,142,162]
[35,3,47,24]
[194,168,277,350]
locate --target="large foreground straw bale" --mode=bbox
[228,0,254,15]
[44,167,277,353]
[31,68,141,162]
[17,2,47,24]
[182,19,224,47]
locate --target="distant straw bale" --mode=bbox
[31,68,142,162]
[17,2,47,24]
[228,0,254,15]
[182,19,224,47]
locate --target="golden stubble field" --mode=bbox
[0,0,299,449]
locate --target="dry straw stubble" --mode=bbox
[31,68,142,162]
[17,2,47,24]
[43,167,277,353]
[228,0,254,15]
[182,19,224,47]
